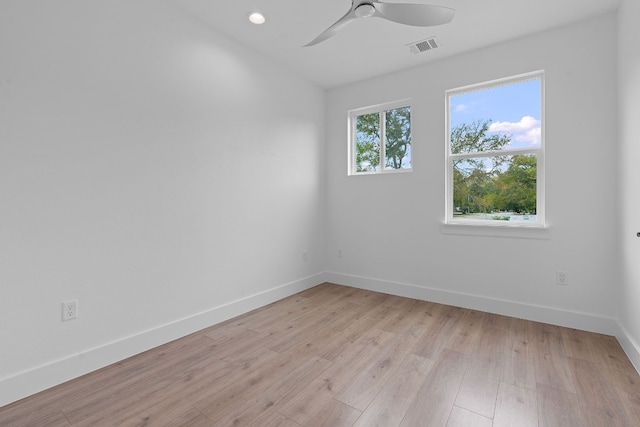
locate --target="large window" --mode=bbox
[446,72,544,226]
[349,100,411,175]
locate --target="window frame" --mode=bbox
[445,71,545,228]
[348,98,413,176]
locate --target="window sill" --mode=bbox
[441,222,551,239]
[349,168,413,176]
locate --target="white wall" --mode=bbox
[326,14,620,333]
[1,0,635,408]
[0,0,326,405]
[618,0,640,370]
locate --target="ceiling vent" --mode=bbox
[407,37,439,54]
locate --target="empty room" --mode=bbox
[2,0,640,425]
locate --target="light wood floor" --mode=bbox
[2,283,640,426]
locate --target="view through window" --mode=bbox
[446,72,544,226]
[349,100,411,174]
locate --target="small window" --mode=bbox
[349,100,412,175]
[446,72,544,226]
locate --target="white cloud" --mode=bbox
[489,116,541,146]
[454,103,468,112]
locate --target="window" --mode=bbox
[446,72,544,227]
[349,99,411,174]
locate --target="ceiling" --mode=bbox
[170,0,620,89]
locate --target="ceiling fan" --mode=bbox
[304,0,455,47]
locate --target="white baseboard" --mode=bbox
[325,272,640,362]
[4,271,639,407]
[615,323,640,374]
[0,273,325,408]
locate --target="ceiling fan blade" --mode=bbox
[304,8,357,47]
[374,2,455,27]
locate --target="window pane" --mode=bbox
[450,78,541,154]
[384,106,411,170]
[453,154,537,222]
[355,112,380,172]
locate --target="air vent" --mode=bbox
[407,37,439,54]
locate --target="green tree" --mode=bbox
[451,119,537,216]
[355,113,380,172]
[451,119,510,213]
[451,119,510,175]
[453,167,469,212]
[355,107,410,172]
[384,107,411,169]
[495,154,537,213]
[451,120,537,217]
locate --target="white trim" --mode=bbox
[324,271,621,336]
[348,98,412,118]
[445,71,545,228]
[615,323,640,374]
[348,168,413,177]
[449,147,538,160]
[0,273,326,407]
[326,272,640,374]
[441,222,551,239]
[4,271,639,407]
[447,70,545,97]
[348,98,412,175]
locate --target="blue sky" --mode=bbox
[449,78,541,149]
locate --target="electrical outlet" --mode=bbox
[338,249,343,258]
[62,300,78,321]
[556,271,568,286]
[302,250,308,261]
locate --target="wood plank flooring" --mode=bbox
[2,283,640,426]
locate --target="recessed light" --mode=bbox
[248,12,265,25]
